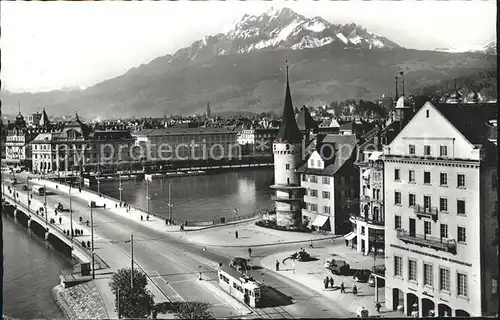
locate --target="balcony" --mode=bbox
[271,195,303,202]
[414,205,438,222]
[397,229,457,254]
[349,213,385,229]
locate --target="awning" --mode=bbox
[368,151,383,161]
[312,215,329,227]
[344,232,357,241]
[362,169,371,178]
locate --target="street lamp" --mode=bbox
[27,176,31,212]
[44,184,48,226]
[69,184,73,243]
[168,182,173,222]
[119,171,123,203]
[91,207,95,279]
[146,179,150,213]
[111,234,134,288]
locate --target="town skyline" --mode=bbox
[2,1,496,93]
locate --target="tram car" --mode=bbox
[218,264,263,308]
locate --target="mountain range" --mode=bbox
[2,7,496,119]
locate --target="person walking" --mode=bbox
[248,247,252,257]
[309,240,313,248]
[340,281,345,293]
[235,231,239,239]
[275,260,280,271]
[323,277,329,290]
[329,276,334,288]
[345,239,349,247]
[141,215,144,221]
[352,284,358,296]
[87,240,91,248]
[375,302,381,313]
[59,217,62,224]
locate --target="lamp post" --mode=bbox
[91,207,95,279]
[44,184,48,226]
[69,184,73,243]
[27,177,30,212]
[111,235,135,288]
[119,171,123,203]
[168,182,173,222]
[146,179,150,213]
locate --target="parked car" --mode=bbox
[326,259,350,275]
[291,251,311,262]
[229,257,249,272]
[353,269,372,282]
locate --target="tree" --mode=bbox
[109,268,155,319]
[173,301,214,319]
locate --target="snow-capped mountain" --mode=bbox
[169,7,400,64]
[434,41,496,55]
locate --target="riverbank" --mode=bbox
[52,282,108,320]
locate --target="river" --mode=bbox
[91,168,275,221]
[3,214,72,319]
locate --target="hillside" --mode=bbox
[2,7,496,119]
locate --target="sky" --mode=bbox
[1,0,496,93]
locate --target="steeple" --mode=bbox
[274,61,302,144]
[395,76,399,99]
[206,100,211,119]
[40,108,50,129]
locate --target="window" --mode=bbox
[286,163,290,170]
[458,226,466,243]
[310,175,317,183]
[408,259,417,281]
[310,189,318,197]
[424,172,431,184]
[424,145,431,156]
[286,144,290,150]
[302,175,307,182]
[493,174,497,189]
[409,144,415,155]
[457,200,466,215]
[322,191,330,199]
[440,145,448,157]
[424,195,431,209]
[423,263,433,287]
[457,273,468,297]
[409,170,415,182]
[394,169,400,181]
[322,177,330,184]
[394,256,402,277]
[493,278,498,295]
[309,203,318,212]
[440,173,448,186]
[323,206,331,214]
[317,160,321,167]
[426,110,430,118]
[440,197,448,212]
[395,215,402,229]
[395,191,401,205]
[424,221,431,235]
[457,174,465,187]
[440,268,450,291]
[440,224,448,239]
[409,193,416,207]
[310,159,314,167]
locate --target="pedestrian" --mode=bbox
[235,231,239,239]
[103,203,106,209]
[309,240,313,248]
[248,247,252,257]
[59,217,62,224]
[55,210,58,216]
[82,241,86,248]
[79,216,83,223]
[86,220,89,227]
[276,260,280,271]
[115,203,117,208]
[345,239,349,247]
[141,215,143,221]
[375,302,381,313]
[340,282,345,293]
[329,276,334,288]
[87,240,91,248]
[166,219,168,225]
[352,284,358,296]
[323,277,329,290]
[146,215,150,221]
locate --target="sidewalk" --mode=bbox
[259,241,401,318]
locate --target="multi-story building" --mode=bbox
[383,101,497,317]
[133,127,239,162]
[4,112,39,169]
[270,67,305,228]
[237,127,278,154]
[31,113,135,173]
[349,96,415,255]
[298,134,358,234]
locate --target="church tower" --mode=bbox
[206,101,212,119]
[270,63,304,228]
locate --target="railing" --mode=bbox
[349,213,385,226]
[414,205,438,221]
[397,229,456,254]
[2,185,91,259]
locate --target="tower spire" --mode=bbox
[395,76,399,99]
[400,71,405,96]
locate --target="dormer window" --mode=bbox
[286,144,290,150]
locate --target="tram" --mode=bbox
[218,264,263,308]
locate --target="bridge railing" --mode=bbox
[2,185,91,259]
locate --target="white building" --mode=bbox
[383,101,498,317]
[270,67,305,228]
[298,134,358,234]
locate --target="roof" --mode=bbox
[339,122,353,131]
[395,96,411,109]
[433,103,497,145]
[88,130,134,141]
[274,67,302,144]
[295,106,318,132]
[297,134,357,176]
[329,119,340,128]
[133,127,237,137]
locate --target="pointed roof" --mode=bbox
[274,63,302,144]
[40,108,50,129]
[296,105,318,132]
[395,96,411,109]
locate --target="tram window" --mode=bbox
[254,289,260,298]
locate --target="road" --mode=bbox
[4,171,354,318]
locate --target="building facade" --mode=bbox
[383,102,498,317]
[237,128,278,154]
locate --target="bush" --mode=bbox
[256,219,312,233]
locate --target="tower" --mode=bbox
[206,101,212,119]
[270,62,304,228]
